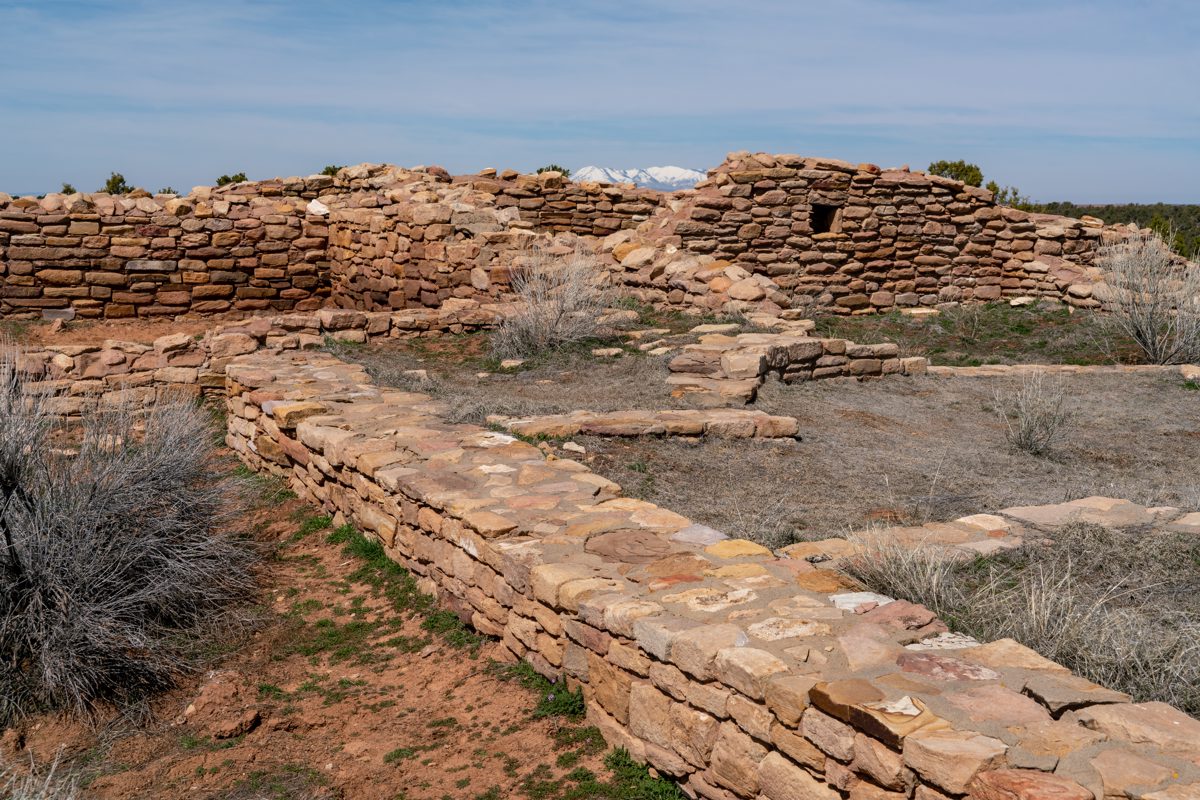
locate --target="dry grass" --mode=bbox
[580,372,1198,543]
[1,754,80,800]
[842,522,1200,713]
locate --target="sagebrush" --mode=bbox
[1098,229,1200,365]
[0,344,255,725]
[993,372,1076,456]
[491,247,609,359]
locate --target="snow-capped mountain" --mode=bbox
[572,165,706,191]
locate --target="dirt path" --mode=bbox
[3,474,613,800]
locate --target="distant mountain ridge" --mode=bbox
[572,165,706,191]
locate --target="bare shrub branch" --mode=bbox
[491,246,610,359]
[1098,229,1200,365]
[0,340,255,725]
[993,373,1075,456]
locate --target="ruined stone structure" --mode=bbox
[3,155,1157,322]
[220,349,1200,800]
[626,153,1116,313]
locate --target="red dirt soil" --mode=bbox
[1,481,603,800]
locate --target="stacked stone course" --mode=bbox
[325,165,663,311]
[11,300,503,414]
[0,177,334,319]
[224,350,1200,800]
[2,155,1175,322]
[609,153,1146,316]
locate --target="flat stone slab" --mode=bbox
[492,409,800,440]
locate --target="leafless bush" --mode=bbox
[0,343,254,726]
[491,246,610,359]
[993,373,1076,456]
[1,753,80,800]
[1097,229,1200,364]
[842,522,1200,712]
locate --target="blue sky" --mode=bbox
[1,0,1196,201]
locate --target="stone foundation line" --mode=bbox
[224,348,1200,800]
[489,409,802,441]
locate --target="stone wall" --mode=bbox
[605,153,1163,316]
[2,156,1170,322]
[225,349,1200,800]
[325,166,662,311]
[11,300,504,414]
[0,179,334,319]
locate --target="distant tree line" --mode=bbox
[929,160,1197,256]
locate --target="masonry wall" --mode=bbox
[0,179,334,319]
[10,301,503,414]
[2,156,1159,321]
[626,153,1114,314]
[326,167,664,310]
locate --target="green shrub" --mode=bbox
[927,159,983,187]
[320,165,344,177]
[99,172,131,194]
[157,186,178,195]
[536,164,571,178]
[59,183,76,195]
[215,172,247,186]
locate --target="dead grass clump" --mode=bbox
[0,343,255,725]
[1098,229,1200,365]
[993,373,1076,457]
[491,246,610,359]
[0,754,80,800]
[843,522,1200,712]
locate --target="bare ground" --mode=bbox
[1,468,615,800]
[344,339,1200,547]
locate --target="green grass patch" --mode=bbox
[490,661,585,719]
[813,303,1138,366]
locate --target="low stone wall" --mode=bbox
[225,350,1200,800]
[325,167,661,311]
[0,180,334,319]
[492,409,801,440]
[667,331,927,405]
[12,300,504,414]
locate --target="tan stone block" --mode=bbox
[968,769,1093,800]
[587,651,632,724]
[803,707,857,761]
[770,722,826,771]
[714,647,790,700]
[1073,702,1200,759]
[670,701,720,767]
[271,400,327,429]
[765,675,819,727]
[670,624,747,681]
[728,694,773,742]
[759,751,839,800]
[903,728,1007,794]
[710,722,768,797]
[853,733,908,790]
[629,681,674,750]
